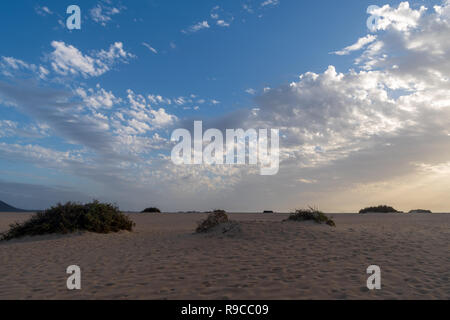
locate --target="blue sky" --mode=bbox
[1,0,449,212]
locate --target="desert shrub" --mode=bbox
[141,207,161,213]
[408,209,432,214]
[196,211,229,233]
[1,200,134,241]
[204,209,226,214]
[286,207,336,227]
[359,205,399,214]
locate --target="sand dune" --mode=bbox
[0,212,448,300]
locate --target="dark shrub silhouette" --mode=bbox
[141,207,161,213]
[359,205,399,214]
[409,209,432,214]
[1,200,134,241]
[196,211,229,233]
[286,207,336,227]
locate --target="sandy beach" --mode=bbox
[0,212,448,300]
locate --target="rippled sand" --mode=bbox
[0,212,448,299]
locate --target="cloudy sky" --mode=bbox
[0,0,449,212]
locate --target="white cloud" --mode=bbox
[0,57,52,81]
[0,120,18,137]
[261,0,280,7]
[149,108,177,128]
[369,2,427,32]
[183,21,210,33]
[97,42,135,61]
[245,88,256,95]
[333,35,377,55]
[0,143,83,165]
[50,41,99,77]
[148,94,172,106]
[146,93,219,111]
[123,89,177,130]
[35,6,53,16]
[250,65,406,170]
[243,4,254,14]
[90,3,123,26]
[174,97,187,106]
[76,85,120,109]
[38,66,50,79]
[298,178,317,184]
[142,42,158,54]
[1,57,34,71]
[217,20,231,27]
[50,41,134,78]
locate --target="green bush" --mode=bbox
[359,205,399,214]
[141,207,161,213]
[1,200,134,241]
[286,207,336,227]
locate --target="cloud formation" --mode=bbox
[50,41,134,78]
[90,1,124,26]
[183,21,210,33]
[142,42,158,54]
[1,1,450,212]
[332,35,377,55]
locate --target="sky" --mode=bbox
[0,0,449,212]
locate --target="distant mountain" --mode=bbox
[0,200,28,212]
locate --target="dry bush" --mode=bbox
[286,207,336,227]
[196,210,229,233]
[1,200,134,241]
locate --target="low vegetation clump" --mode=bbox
[141,207,161,213]
[409,209,432,214]
[204,209,226,214]
[359,205,399,214]
[196,210,229,233]
[286,207,336,227]
[1,201,134,241]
